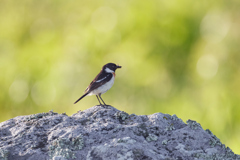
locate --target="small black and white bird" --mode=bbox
[74,63,122,106]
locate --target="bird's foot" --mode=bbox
[97,104,110,108]
[103,104,111,108]
[97,104,105,107]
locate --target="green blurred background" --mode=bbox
[0,0,240,154]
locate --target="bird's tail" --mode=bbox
[74,92,89,104]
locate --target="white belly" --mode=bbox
[89,76,115,95]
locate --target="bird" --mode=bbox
[74,63,122,106]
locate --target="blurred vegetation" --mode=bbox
[0,0,240,154]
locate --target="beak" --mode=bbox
[117,65,122,69]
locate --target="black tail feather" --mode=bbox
[74,92,89,104]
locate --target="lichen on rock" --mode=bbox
[48,134,84,159]
[0,148,9,160]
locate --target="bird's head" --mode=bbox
[103,63,121,73]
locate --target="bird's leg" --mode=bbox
[96,95,102,106]
[99,94,107,106]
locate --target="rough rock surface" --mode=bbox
[0,105,239,160]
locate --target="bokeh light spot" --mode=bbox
[9,79,29,103]
[200,11,230,43]
[197,54,219,79]
[91,6,117,32]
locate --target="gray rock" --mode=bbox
[0,106,239,160]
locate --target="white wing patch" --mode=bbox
[89,75,115,95]
[96,76,107,83]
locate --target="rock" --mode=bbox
[0,105,239,160]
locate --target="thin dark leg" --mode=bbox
[99,94,107,106]
[96,95,102,106]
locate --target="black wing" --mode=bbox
[85,72,113,93]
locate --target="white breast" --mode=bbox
[89,75,115,95]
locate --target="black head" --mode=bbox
[103,63,122,72]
